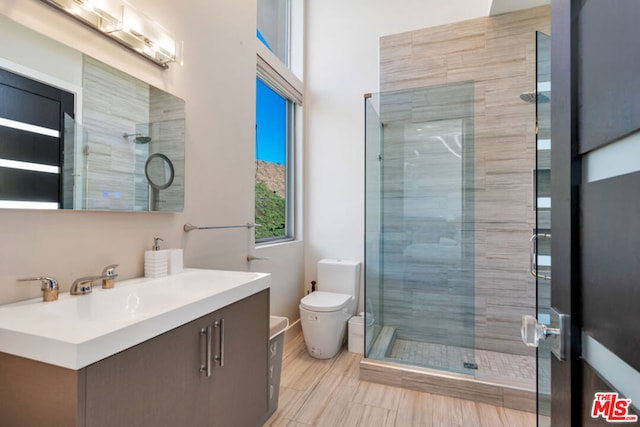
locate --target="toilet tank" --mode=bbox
[317,259,361,297]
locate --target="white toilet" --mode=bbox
[299,259,361,359]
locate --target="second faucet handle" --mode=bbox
[102,264,119,289]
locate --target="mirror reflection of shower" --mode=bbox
[123,132,152,144]
[125,126,155,211]
[123,119,184,212]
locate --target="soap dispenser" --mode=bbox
[144,237,169,278]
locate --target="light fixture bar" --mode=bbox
[39,0,181,69]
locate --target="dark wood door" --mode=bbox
[0,68,73,206]
[551,0,640,425]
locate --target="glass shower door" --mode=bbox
[534,31,551,427]
[62,114,88,209]
[364,93,383,355]
[364,82,476,375]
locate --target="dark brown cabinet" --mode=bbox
[208,293,270,427]
[0,289,269,427]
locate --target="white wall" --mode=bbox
[0,0,303,322]
[304,0,491,311]
[489,0,550,15]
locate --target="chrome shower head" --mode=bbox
[123,132,152,144]
[519,92,549,104]
[520,92,537,103]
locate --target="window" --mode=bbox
[255,0,302,244]
[257,0,290,65]
[255,78,292,242]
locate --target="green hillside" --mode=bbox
[255,182,285,239]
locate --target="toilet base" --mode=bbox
[299,305,351,359]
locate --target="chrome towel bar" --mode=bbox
[183,222,261,232]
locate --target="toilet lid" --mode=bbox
[300,291,351,312]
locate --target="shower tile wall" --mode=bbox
[82,57,184,211]
[379,6,550,356]
[83,55,149,210]
[148,88,185,212]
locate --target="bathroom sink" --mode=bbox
[34,288,191,323]
[0,269,270,369]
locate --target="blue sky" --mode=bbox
[256,30,286,165]
[256,72,286,165]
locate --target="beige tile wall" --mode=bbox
[82,55,149,211]
[379,6,550,356]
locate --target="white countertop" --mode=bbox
[0,269,270,370]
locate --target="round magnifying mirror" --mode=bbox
[145,153,175,190]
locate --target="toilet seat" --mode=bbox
[300,291,351,312]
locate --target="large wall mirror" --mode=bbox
[0,15,185,212]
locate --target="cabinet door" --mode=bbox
[210,289,269,427]
[85,313,214,427]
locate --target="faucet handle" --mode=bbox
[102,264,119,277]
[101,264,119,289]
[18,277,59,302]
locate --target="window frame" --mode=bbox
[255,77,295,244]
[257,0,291,66]
[254,0,303,245]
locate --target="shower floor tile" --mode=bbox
[389,339,542,390]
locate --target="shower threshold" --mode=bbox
[363,327,538,412]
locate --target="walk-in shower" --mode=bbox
[363,31,551,415]
[363,79,537,403]
[364,81,477,374]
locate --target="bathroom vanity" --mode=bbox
[0,269,270,427]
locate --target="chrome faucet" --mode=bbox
[18,277,59,302]
[70,264,119,295]
[101,264,119,289]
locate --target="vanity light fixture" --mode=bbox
[39,0,182,68]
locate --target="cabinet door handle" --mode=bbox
[214,319,225,367]
[200,326,212,377]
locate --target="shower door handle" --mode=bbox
[521,308,570,361]
[530,233,551,280]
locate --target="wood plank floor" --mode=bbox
[263,333,537,427]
